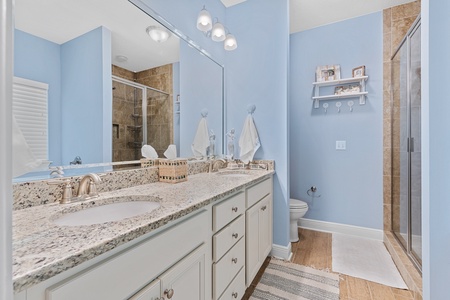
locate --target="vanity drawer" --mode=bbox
[246,178,271,208]
[213,237,245,299]
[218,267,246,300]
[213,215,245,262]
[213,192,245,232]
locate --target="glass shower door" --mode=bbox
[391,17,421,271]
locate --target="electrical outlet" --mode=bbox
[336,140,346,150]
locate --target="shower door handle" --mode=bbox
[410,137,415,152]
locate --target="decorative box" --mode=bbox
[158,159,188,183]
[140,158,159,168]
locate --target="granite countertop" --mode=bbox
[12,169,274,292]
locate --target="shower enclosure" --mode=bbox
[112,76,170,162]
[390,16,421,271]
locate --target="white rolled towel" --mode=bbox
[239,112,260,164]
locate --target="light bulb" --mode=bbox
[146,26,171,43]
[196,8,212,32]
[211,22,225,42]
[224,34,237,51]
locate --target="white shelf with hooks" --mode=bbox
[312,76,368,108]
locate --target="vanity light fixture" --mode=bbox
[196,6,237,51]
[146,26,171,43]
[196,6,212,32]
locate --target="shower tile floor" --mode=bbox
[242,228,417,300]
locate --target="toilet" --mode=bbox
[290,198,309,242]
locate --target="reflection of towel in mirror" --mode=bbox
[12,115,40,177]
[191,117,209,157]
[239,114,260,164]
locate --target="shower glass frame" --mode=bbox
[390,16,422,272]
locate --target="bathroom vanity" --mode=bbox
[13,169,273,300]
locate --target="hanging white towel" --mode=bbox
[12,115,41,177]
[191,111,210,157]
[239,113,260,164]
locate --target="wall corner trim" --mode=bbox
[299,218,384,241]
[271,242,293,261]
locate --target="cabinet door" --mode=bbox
[159,244,206,300]
[245,202,260,286]
[129,279,161,300]
[258,195,272,260]
[245,195,273,287]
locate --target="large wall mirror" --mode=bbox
[13,0,224,182]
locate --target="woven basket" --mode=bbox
[159,159,188,183]
[140,158,159,168]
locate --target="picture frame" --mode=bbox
[334,84,361,95]
[316,65,341,82]
[352,65,365,78]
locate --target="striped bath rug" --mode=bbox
[250,259,339,300]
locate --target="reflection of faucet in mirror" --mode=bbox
[77,173,102,199]
[227,128,235,160]
[70,156,82,165]
[209,130,216,158]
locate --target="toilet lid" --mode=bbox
[290,199,308,209]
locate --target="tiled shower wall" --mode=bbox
[383,1,422,297]
[136,65,173,158]
[112,64,173,160]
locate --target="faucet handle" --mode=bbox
[88,179,100,198]
[47,178,73,204]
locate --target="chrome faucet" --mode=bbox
[77,173,102,199]
[209,158,227,173]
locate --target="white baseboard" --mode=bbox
[271,243,293,261]
[299,218,383,241]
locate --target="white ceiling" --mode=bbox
[290,0,417,33]
[220,0,247,8]
[15,0,180,72]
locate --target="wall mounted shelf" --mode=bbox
[312,76,368,108]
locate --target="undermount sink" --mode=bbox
[215,170,251,178]
[53,198,161,226]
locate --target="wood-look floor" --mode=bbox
[243,228,415,300]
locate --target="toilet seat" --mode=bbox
[290,199,308,209]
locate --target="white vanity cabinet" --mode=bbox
[26,209,210,300]
[212,192,246,300]
[130,243,207,300]
[245,178,273,287]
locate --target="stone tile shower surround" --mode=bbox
[382,0,422,298]
[112,64,173,160]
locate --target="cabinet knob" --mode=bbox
[261,205,267,211]
[232,233,239,239]
[232,292,238,298]
[232,257,238,264]
[164,288,174,299]
[232,207,238,212]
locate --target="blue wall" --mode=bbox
[60,27,112,165]
[14,29,62,165]
[179,43,223,157]
[226,0,290,247]
[422,0,450,298]
[289,13,383,229]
